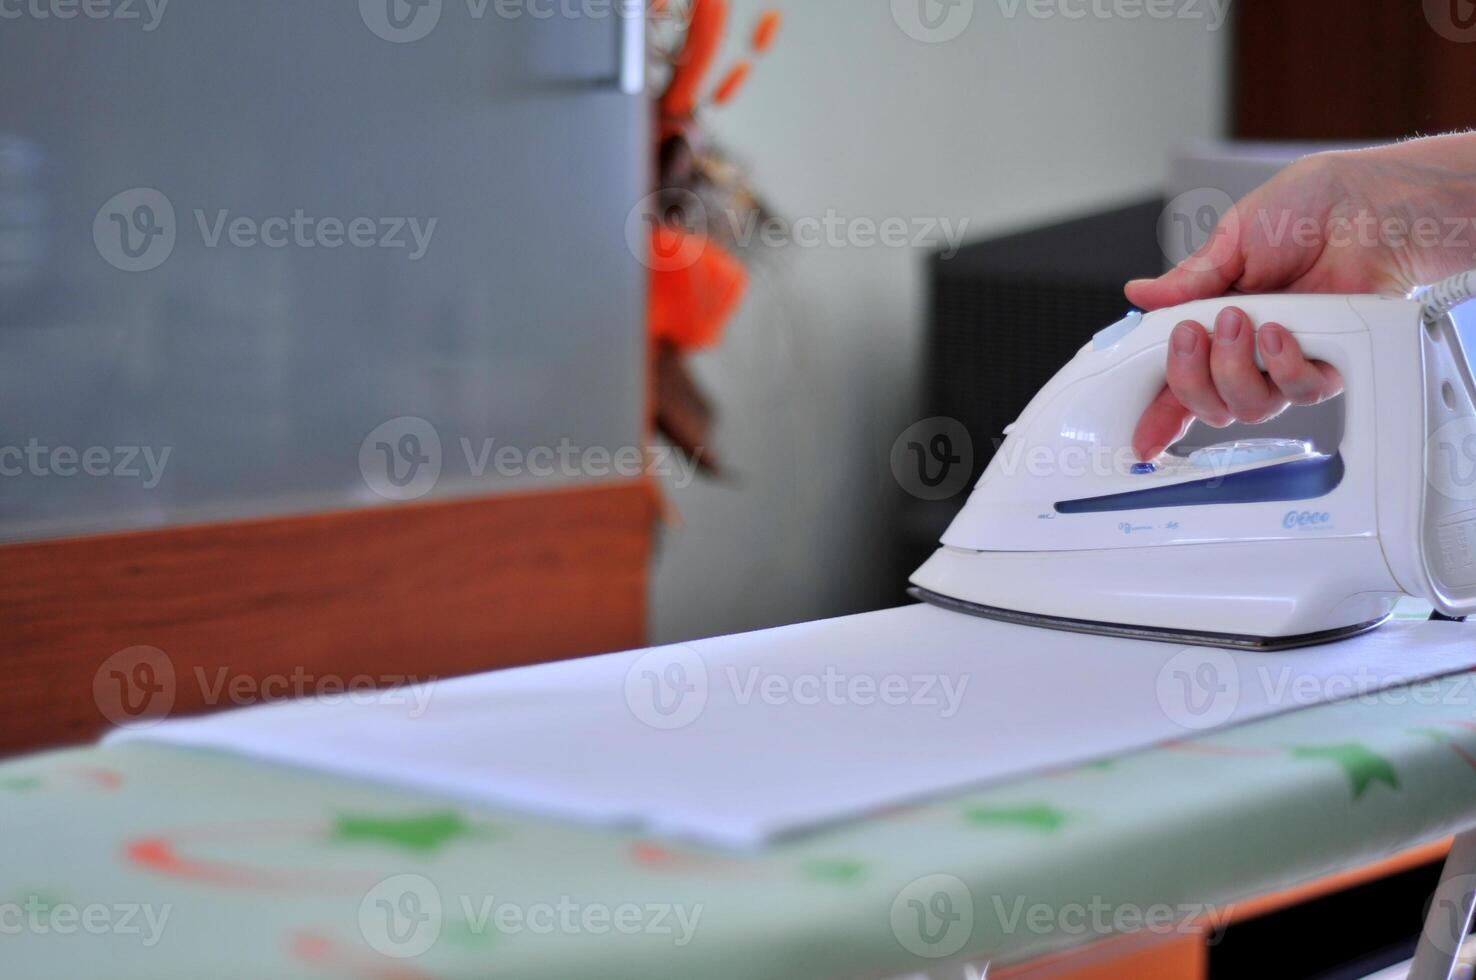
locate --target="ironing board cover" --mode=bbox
[7,661,1476,979]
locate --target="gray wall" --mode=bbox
[0,2,645,541]
[650,0,1230,642]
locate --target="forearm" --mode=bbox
[1322,135,1476,223]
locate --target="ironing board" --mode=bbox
[8,662,1476,979]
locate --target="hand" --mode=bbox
[1127,135,1476,460]
[1134,307,1344,461]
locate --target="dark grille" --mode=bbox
[924,199,1167,484]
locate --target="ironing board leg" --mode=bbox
[1408,829,1476,980]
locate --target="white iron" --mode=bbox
[911,272,1476,650]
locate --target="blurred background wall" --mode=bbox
[650,0,1229,642]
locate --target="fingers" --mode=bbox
[1133,385,1195,462]
[1125,210,1246,311]
[1134,310,1345,461]
[1258,323,1345,405]
[1125,167,1325,310]
[1164,320,1232,428]
[1209,308,1288,424]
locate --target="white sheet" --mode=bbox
[107,605,1476,849]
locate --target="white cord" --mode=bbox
[1419,268,1476,327]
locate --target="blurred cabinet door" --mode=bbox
[1233,0,1476,139]
[0,0,646,540]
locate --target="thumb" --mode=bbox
[1127,208,1246,311]
[1133,385,1194,462]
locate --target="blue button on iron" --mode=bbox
[1131,462,1157,475]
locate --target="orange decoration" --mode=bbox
[648,227,749,351]
[712,62,751,105]
[752,10,782,52]
[660,0,729,121]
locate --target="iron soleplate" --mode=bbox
[907,587,1392,652]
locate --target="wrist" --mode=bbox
[1356,132,1476,174]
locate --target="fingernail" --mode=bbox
[1215,309,1242,344]
[1172,324,1197,356]
[1260,324,1284,356]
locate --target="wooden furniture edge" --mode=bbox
[0,478,659,756]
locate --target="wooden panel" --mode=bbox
[1234,1,1476,140]
[0,480,657,757]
